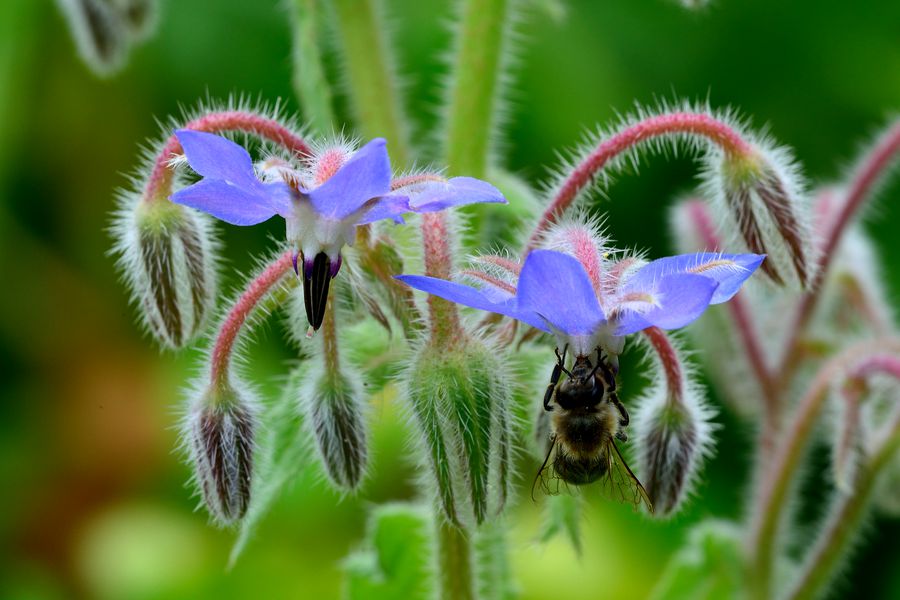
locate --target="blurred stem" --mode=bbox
[145,112,311,202]
[525,113,754,251]
[438,520,475,600]
[290,0,335,134]
[329,0,410,165]
[746,338,900,600]
[443,0,510,177]
[786,416,900,600]
[421,213,463,347]
[210,252,294,389]
[777,119,900,390]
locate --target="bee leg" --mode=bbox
[543,361,562,411]
[616,429,628,442]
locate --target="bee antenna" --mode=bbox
[532,436,557,502]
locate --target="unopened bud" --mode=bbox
[706,143,815,288]
[113,196,218,349]
[110,0,157,40]
[186,381,258,525]
[635,332,715,517]
[56,0,129,75]
[403,337,513,526]
[300,366,369,490]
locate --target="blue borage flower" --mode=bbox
[397,250,764,359]
[169,130,505,330]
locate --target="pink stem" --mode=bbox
[145,111,312,202]
[685,200,777,430]
[210,252,294,388]
[421,213,463,345]
[526,112,754,250]
[848,353,900,382]
[778,120,900,386]
[642,327,683,405]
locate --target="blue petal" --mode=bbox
[355,195,410,225]
[516,250,605,335]
[624,252,765,304]
[408,177,507,212]
[307,138,393,219]
[614,273,718,335]
[175,130,261,189]
[171,179,287,226]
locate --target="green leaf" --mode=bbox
[649,519,745,600]
[229,366,312,567]
[538,494,582,556]
[343,503,434,600]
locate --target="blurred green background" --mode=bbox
[2,0,899,598]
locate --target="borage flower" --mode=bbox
[397,249,764,360]
[170,130,505,331]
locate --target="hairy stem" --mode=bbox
[437,520,475,600]
[290,0,335,134]
[209,252,294,389]
[642,327,684,404]
[777,119,900,387]
[329,0,410,165]
[526,112,755,250]
[321,286,340,380]
[145,111,310,202]
[443,0,510,177]
[786,417,900,600]
[746,338,900,600]
[421,213,463,346]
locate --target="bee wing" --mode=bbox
[600,440,654,514]
[533,434,564,498]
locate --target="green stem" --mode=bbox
[329,0,410,164]
[786,421,900,600]
[290,0,335,134]
[438,520,475,600]
[443,0,510,177]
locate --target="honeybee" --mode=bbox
[534,345,653,513]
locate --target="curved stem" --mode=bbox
[209,252,294,389]
[642,327,684,404]
[145,111,311,202]
[776,119,900,387]
[443,0,510,178]
[786,416,900,600]
[526,112,754,250]
[421,213,463,346]
[746,338,900,600]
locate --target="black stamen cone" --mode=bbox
[303,252,332,330]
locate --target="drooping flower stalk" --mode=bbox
[421,212,464,346]
[747,338,900,600]
[526,112,754,250]
[210,252,294,389]
[776,119,900,388]
[144,111,311,202]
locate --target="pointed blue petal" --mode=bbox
[516,250,605,335]
[614,273,718,335]
[407,177,507,212]
[624,252,765,304]
[355,195,410,225]
[175,130,261,189]
[171,179,281,226]
[307,138,393,219]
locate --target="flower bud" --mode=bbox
[113,196,218,349]
[300,363,369,491]
[185,381,258,526]
[704,142,815,288]
[56,0,130,76]
[109,0,157,40]
[635,331,715,517]
[403,337,514,526]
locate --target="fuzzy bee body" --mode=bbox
[536,347,653,512]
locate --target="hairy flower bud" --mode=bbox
[113,196,218,349]
[704,142,815,288]
[635,330,715,517]
[56,0,129,75]
[300,363,369,491]
[403,337,514,526]
[185,381,258,526]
